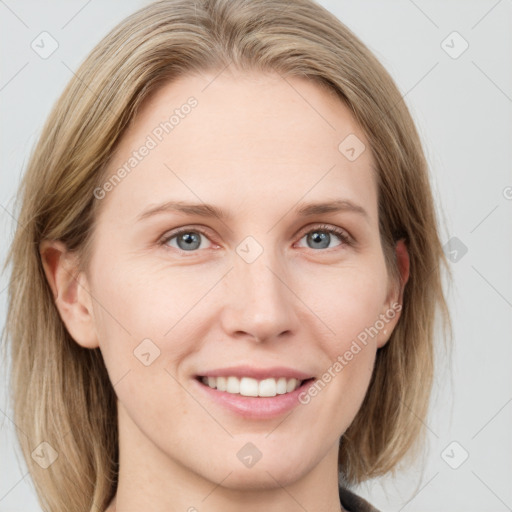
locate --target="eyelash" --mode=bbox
[158,224,353,254]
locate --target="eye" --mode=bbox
[296,224,351,250]
[160,227,214,252]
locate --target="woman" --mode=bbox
[2,0,450,511]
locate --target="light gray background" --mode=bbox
[1,1,511,511]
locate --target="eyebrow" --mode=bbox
[136,199,369,222]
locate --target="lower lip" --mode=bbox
[193,378,316,420]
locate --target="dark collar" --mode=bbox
[339,485,380,512]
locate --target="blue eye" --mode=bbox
[159,224,351,254]
[297,225,350,250]
[161,229,212,251]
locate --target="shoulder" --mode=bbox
[339,485,380,512]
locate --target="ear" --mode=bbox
[376,239,410,348]
[39,239,99,349]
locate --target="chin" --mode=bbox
[210,456,311,490]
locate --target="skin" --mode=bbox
[40,69,409,512]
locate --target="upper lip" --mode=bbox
[197,366,315,381]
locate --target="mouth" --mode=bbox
[193,374,317,419]
[192,365,317,419]
[196,375,316,398]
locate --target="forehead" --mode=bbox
[98,70,377,224]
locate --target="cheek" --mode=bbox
[90,256,212,360]
[88,261,203,438]
[301,261,388,410]
[308,261,389,349]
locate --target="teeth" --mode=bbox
[276,377,287,395]
[258,378,277,397]
[226,376,240,394]
[201,376,303,397]
[217,376,227,391]
[286,378,298,393]
[240,377,259,397]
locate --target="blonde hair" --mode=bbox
[2,0,450,510]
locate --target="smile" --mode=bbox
[194,375,316,420]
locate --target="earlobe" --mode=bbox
[39,240,99,349]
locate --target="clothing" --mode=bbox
[339,485,380,512]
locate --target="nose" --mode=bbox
[219,245,299,343]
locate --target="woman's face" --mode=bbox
[72,71,404,490]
